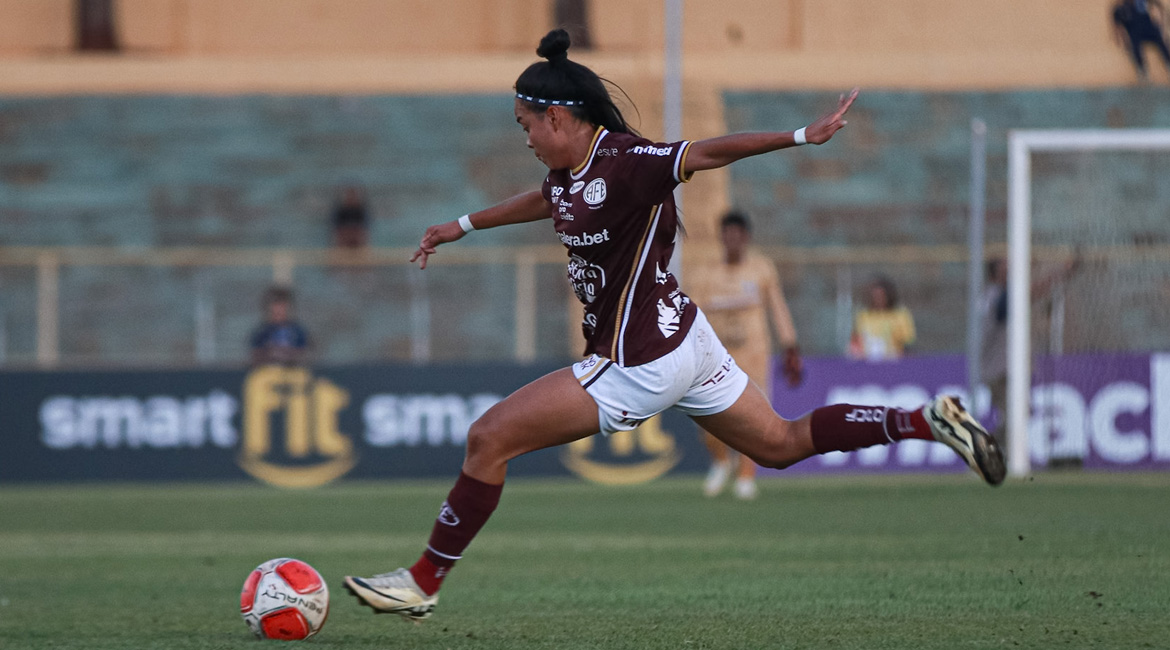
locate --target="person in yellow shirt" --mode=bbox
[692,212,802,499]
[849,276,915,361]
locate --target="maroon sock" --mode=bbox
[408,471,503,595]
[809,404,933,455]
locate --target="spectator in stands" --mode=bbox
[849,275,915,361]
[1112,0,1170,81]
[250,286,311,366]
[332,184,370,249]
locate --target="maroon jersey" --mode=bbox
[541,128,697,367]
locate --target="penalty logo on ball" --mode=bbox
[240,558,330,640]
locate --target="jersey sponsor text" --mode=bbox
[559,228,611,247]
[627,145,674,156]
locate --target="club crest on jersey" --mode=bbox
[569,180,585,194]
[583,179,607,206]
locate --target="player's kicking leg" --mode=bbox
[693,382,1006,486]
[345,367,601,621]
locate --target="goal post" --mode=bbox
[1005,129,1170,478]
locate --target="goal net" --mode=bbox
[1005,130,1170,477]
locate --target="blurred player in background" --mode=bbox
[692,211,802,499]
[343,29,1005,622]
[980,256,1078,445]
[249,286,311,366]
[849,275,915,361]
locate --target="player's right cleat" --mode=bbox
[926,395,1006,486]
[703,461,731,497]
[343,569,438,622]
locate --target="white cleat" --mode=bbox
[703,461,731,497]
[733,477,758,501]
[343,568,438,622]
[926,395,1006,486]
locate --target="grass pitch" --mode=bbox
[1,473,1168,649]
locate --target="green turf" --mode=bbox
[1,473,1168,649]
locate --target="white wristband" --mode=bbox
[458,214,475,233]
[793,127,808,145]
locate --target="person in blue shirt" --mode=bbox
[1113,0,1170,80]
[249,286,311,366]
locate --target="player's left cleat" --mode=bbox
[926,395,1006,486]
[343,569,438,622]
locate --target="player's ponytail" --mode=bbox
[515,29,640,137]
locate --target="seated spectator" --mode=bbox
[250,286,311,366]
[333,184,370,249]
[850,275,915,361]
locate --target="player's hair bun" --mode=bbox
[536,29,571,63]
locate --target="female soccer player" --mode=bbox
[345,29,1005,621]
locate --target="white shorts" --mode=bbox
[571,309,750,435]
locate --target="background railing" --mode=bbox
[1,243,1167,368]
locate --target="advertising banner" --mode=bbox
[0,363,708,486]
[769,352,1170,474]
[2,353,1165,486]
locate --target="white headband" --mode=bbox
[516,93,584,107]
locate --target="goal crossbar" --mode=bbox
[1006,129,1170,477]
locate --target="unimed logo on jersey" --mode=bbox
[628,145,673,156]
[561,415,681,485]
[239,365,356,488]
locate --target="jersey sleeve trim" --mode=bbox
[673,141,694,184]
[571,127,608,180]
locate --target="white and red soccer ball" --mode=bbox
[240,558,329,640]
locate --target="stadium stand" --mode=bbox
[0,0,1166,365]
[2,89,1168,363]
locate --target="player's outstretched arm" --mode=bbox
[686,88,859,173]
[411,190,551,269]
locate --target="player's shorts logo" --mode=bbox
[583,178,607,206]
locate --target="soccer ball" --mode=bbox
[240,558,330,640]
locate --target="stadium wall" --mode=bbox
[0,0,1126,63]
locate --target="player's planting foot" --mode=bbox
[343,569,438,621]
[733,477,758,501]
[703,461,731,497]
[926,395,1006,486]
